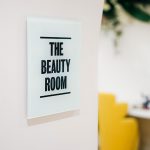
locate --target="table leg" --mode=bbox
[138,119,150,150]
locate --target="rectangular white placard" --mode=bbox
[27,17,81,119]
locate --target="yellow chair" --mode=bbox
[98,93,139,150]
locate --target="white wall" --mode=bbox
[0,0,103,150]
[98,22,150,105]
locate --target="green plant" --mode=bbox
[102,0,150,47]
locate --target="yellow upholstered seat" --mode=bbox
[98,93,139,150]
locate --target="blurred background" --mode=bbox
[98,1,150,150]
[98,0,150,105]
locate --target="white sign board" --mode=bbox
[27,17,81,119]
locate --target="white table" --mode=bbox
[128,108,150,119]
[128,108,150,150]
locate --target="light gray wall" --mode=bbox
[0,0,103,150]
[98,22,150,104]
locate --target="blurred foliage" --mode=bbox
[102,0,150,47]
[103,0,150,22]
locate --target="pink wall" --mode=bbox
[0,0,103,150]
